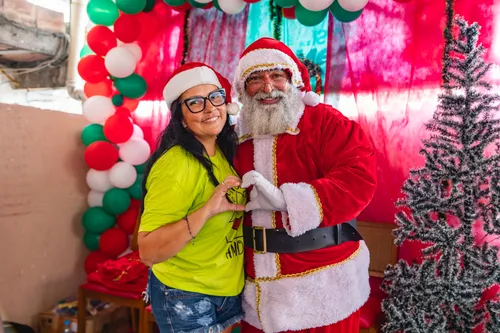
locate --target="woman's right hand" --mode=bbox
[204,176,246,219]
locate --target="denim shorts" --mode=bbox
[146,270,243,333]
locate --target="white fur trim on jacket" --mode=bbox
[233,49,304,96]
[280,182,322,237]
[252,136,279,279]
[163,66,221,109]
[242,241,371,333]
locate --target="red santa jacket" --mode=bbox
[234,103,377,333]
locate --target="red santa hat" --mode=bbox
[233,37,321,107]
[163,62,240,115]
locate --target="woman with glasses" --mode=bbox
[138,63,246,333]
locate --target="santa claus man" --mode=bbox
[232,38,377,333]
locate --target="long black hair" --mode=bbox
[140,98,238,213]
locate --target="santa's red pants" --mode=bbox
[240,310,360,333]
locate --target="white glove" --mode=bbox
[241,171,287,212]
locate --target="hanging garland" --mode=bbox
[181,9,191,65]
[269,0,283,40]
[298,54,323,94]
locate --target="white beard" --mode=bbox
[238,86,303,137]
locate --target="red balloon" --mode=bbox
[114,106,132,118]
[243,0,260,3]
[171,1,191,12]
[78,55,108,83]
[84,141,119,170]
[202,2,213,9]
[283,7,296,19]
[84,79,113,98]
[117,207,139,234]
[123,98,140,112]
[84,251,112,274]
[104,114,134,143]
[87,26,117,57]
[99,228,130,258]
[130,199,142,209]
[114,14,142,43]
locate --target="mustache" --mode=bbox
[253,90,287,101]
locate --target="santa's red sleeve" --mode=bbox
[280,105,377,237]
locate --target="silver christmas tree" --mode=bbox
[380,1,500,332]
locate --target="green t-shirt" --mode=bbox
[139,145,246,297]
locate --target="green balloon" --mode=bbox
[81,124,106,146]
[127,174,143,200]
[103,188,131,215]
[295,3,328,27]
[82,207,116,234]
[112,94,124,107]
[164,0,186,6]
[80,44,94,58]
[134,163,147,173]
[188,0,206,8]
[212,0,221,10]
[144,0,156,11]
[116,0,146,14]
[330,1,363,23]
[275,0,298,8]
[84,232,100,251]
[87,0,119,26]
[114,74,148,99]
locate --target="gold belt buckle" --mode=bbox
[252,226,267,254]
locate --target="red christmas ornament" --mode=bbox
[78,55,108,83]
[117,207,140,234]
[99,228,130,258]
[282,6,296,19]
[114,14,142,43]
[84,79,113,98]
[87,26,117,57]
[84,251,112,274]
[84,141,119,170]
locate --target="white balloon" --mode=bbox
[105,46,137,78]
[86,169,113,192]
[83,96,115,124]
[121,43,142,62]
[109,162,137,188]
[132,124,144,139]
[119,138,151,165]
[87,190,104,207]
[337,0,369,12]
[299,0,334,11]
[218,0,246,14]
[196,0,212,3]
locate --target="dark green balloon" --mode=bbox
[212,0,221,11]
[84,232,100,251]
[144,0,156,11]
[87,0,119,26]
[112,94,125,107]
[188,0,206,8]
[134,163,147,173]
[81,124,107,146]
[116,0,146,14]
[80,44,94,58]
[330,1,363,23]
[164,0,186,6]
[127,174,143,200]
[114,74,148,99]
[295,3,328,27]
[275,0,298,8]
[103,188,131,215]
[82,207,116,234]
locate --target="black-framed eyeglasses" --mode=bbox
[182,89,226,113]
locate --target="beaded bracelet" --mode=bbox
[185,215,196,245]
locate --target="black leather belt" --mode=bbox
[243,219,362,254]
